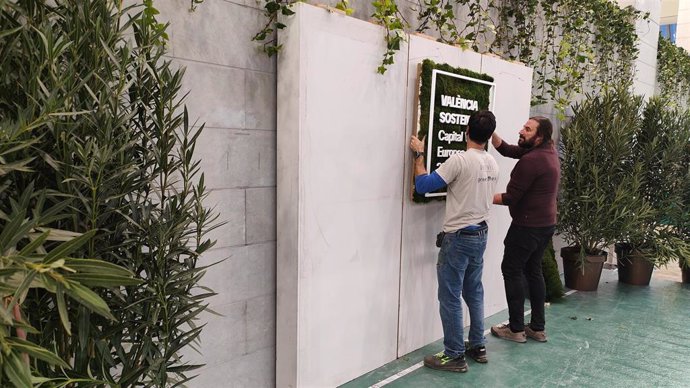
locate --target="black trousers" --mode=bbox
[501,224,555,332]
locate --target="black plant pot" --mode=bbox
[682,266,690,284]
[562,247,606,291]
[615,244,654,286]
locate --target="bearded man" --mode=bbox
[489,116,560,344]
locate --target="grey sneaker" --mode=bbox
[423,352,468,372]
[490,324,527,343]
[525,325,547,342]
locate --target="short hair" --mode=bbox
[530,116,553,146]
[467,110,496,144]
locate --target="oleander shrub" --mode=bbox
[558,87,652,263]
[1,1,218,386]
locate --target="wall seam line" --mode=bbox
[395,37,413,359]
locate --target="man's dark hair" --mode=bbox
[530,116,553,146]
[467,110,496,144]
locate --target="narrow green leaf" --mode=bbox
[167,364,203,373]
[63,258,136,277]
[47,110,94,117]
[18,231,50,257]
[40,273,58,293]
[0,25,22,40]
[3,353,32,388]
[0,304,13,325]
[0,158,35,175]
[64,282,116,321]
[0,268,20,277]
[34,227,81,242]
[56,284,71,335]
[0,207,28,254]
[64,273,142,287]
[43,230,96,264]
[10,270,37,307]
[77,306,90,353]
[0,138,39,159]
[6,338,70,368]
[10,320,39,334]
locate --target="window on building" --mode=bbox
[660,24,677,43]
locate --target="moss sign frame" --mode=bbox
[415,59,494,198]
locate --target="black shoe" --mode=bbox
[464,341,488,363]
[423,352,468,372]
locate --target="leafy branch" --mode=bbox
[252,0,647,117]
[372,0,408,74]
[335,0,355,16]
[657,36,690,108]
[1,1,220,385]
[253,0,297,57]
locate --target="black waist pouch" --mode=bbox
[436,231,446,248]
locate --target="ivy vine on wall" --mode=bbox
[494,0,644,116]
[657,37,690,108]
[253,0,647,116]
[416,0,496,52]
[372,0,408,73]
[251,0,296,56]
[252,0,352,57]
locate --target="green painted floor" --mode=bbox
[341,269,690,388]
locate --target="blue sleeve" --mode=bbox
[415,171,447,194]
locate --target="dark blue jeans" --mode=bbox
[501,224,555,332]
[437,226,488,358]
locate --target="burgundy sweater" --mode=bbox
[496,141,560,227]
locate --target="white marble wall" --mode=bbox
[277,4,533,387]
[660,0,679,25]
[277,5,407,387]
[156,1,277,386]
[676,0,690,51]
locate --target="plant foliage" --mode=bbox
[558,87,652,263]
[657,37,690,109]
[0,185,139,387]
[622,98,690,267]
[253,0,296,57]
[678,150,690,269]
[372,0,408,74]
[253,0,645,116]
[542,240,564,302]
[1,0,218,386]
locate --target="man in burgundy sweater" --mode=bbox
[489,116,560,343]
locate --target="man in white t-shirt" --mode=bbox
[409,110,499,373]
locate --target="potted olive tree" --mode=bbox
[616,98,690,285]
[558,88,652,291]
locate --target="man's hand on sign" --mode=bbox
[410,135,425,153]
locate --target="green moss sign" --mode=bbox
[416,59,494,199]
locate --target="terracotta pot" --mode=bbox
[615,244,654,286]
[561,247,606,291]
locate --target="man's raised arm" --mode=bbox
[492,132,528,159]
[410,136,447,194]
